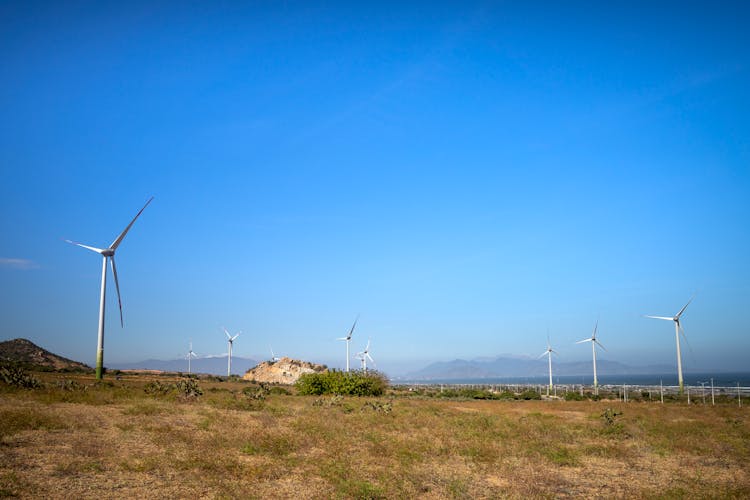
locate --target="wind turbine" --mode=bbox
[66,197,153,380]
[576,320,606,394]
[644,297,693,394]
[355,339,375,373]
[186,341,198,374]
[336,316,358,372]
[223,328,240,377]
[270,346,280,363]
[538,336,556,395]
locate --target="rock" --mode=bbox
[242,357,327,385]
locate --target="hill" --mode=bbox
[243,357,327,384]
[0,338,91,372]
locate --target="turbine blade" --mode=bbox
[366,353,375,365]
[110,256,124,327]
[65,240,104,254]
[592,319,598,339]
[675,296,694,319]
[576,338,592,344]
[539,351,548,359]
[232,333,240,341]
[224,327,231,339]
[595,339,607,351]
[336,337,348,341]
[679,324,697,364]
[110,196,154,250]
[644,315,674,321]
[347,315,359,340]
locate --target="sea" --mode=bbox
[395,372,750,388]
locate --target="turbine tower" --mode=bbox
[644,297,693,394]
[539,336,556,395]
[66,197,153,380]
[223,328,240,377]
[355,339,375,373]
[336,316,358,372]
[186,341,198,374]
[576,320,606,394]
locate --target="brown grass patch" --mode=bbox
[1,377,749,498]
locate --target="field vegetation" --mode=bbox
[1,368,749,498]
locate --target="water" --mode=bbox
[396,372,750,388]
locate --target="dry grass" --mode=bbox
[1,373,749,498]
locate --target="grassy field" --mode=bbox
[1,372,749,499]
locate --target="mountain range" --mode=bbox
[111,356,260,376]
[403,355,674,381]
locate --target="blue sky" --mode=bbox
[1,1,749,376]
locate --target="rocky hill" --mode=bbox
[243,357,327,385]
[0,338,91,372]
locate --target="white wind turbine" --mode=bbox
[355,339,375,373]
[66,197,153,380]
[223,328,240,377]
[186,341,198,374]
[336,316,358,372]
[538,336,556,395]
[644,297,693,394]
[270,346,280,362]
[576,320,606,394]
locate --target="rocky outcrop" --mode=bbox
[242,357,327,385]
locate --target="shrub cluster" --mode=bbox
[296,370,388,396]
[433,388,541,400]
[0,364,42,389]
[144,378,203,399]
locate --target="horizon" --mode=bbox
[1,3,749,375]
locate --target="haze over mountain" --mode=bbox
[112,356,260,376]
[403,355,675,381]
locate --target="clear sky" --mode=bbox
[1,1,749,376]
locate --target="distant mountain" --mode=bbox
[0,338,91,372]
[404,355,674,381]
[111,356,260,376]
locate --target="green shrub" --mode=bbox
[176,378,203,398]
[296,370,388,397]
[0,365,42,389]
[564,391,586,401]
[144,380,173,396]
[601,408,623,426]
[518,389,542,400]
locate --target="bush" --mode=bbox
[601,408,623,426]
[518,389,542,400]
[0,365,42,389]
[564,391,586,401]
[176,378,203,398]
[144,380,173,396]
[296,370,388,397]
